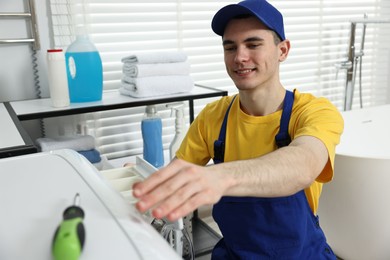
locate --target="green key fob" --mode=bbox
[52,194,85,260]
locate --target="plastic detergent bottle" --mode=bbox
[46,49,70,108]
[141,105,164,168]
[167,103,187,160]
[65,29,103,103]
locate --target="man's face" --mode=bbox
[222,16,288,92]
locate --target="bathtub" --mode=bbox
[317,104,390,260]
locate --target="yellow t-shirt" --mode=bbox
[176,89,344,214]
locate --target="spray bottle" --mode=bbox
[141,105,164,168]
[167,102,187,160]
[167,102,192,258]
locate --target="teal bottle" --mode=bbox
[65,34,103,102]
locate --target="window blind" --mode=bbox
[48,0,390,160]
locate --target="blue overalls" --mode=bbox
[211,90,336,259]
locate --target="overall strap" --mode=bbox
[213,95,237,164]
[275,90,294,148]
[213,90,294,164]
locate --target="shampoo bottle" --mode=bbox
[65,27,103,103]
[141,105,164,168]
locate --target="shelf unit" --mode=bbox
[5,84,227,257]
[0,103,37,158]
[10,84,226,123]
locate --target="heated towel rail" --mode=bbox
[0,0,40,50]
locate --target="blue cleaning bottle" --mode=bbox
[141,105,164,168]
[65,30,103,103]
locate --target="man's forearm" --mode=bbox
[212,135,329,198]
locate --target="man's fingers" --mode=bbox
[133,165,178,198]
[165,192,210,222]
[150,179,202,219]
[132,159,222,222]
[135,164,194,213]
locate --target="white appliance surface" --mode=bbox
[0,149,180,260]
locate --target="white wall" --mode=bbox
[0,0,54,141]
[0,0,51,102]
[388,51,390,104]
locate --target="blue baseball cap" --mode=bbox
[211,0,285,41]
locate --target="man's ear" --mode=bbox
[279,40,290,62]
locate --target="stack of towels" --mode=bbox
[36,135,103,168]
[119,51,194,98]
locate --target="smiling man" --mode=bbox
[131,0,344,259]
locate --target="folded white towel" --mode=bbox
[36,135,96,152]
[119,75,194,98]
[121,51,188,64]
[122,61,191,78]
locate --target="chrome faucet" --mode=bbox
[339,16,390,111]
